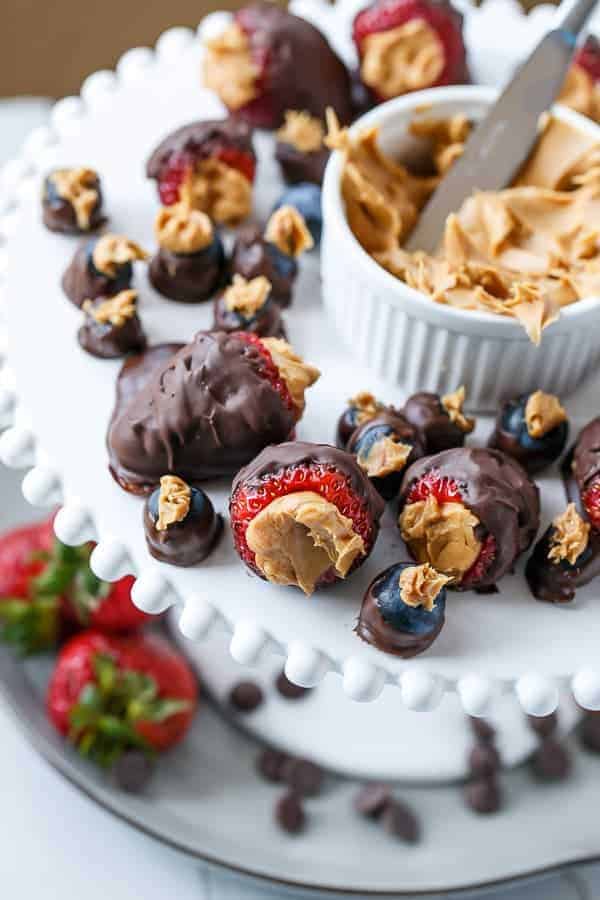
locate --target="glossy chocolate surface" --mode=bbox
[275,140,329,186]
[403,392,467,455]
[230,225,296,308]
[525,521,600,604]
[146,118,255,183]
[212,293,286,338]
[149,238,226,304]
[488,395,569,475]
[144,486,223,566]
[108,332,297,494]
[62,241,133,308]
[78,301,147,360]
[347,409,424,500]
[42,173,104,235]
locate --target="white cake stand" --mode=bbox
[0,4,598,782]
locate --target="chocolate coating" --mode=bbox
[108,332,297,494]
[347,409,424,500]
[357,562,445,658]
[488,395,569,475]
[402,392,467,454]
[232,4,353,129]
[231,441,385,527]
[62,240,134,308]
[275,140,329,186]
[78,299,147,360]
[399,448,540,589]
[230,225,297,308]
[525,518,599,604]
[149,237,226,304]
[212,292,286,338]
[571,417,600,500]
[146,118,255,186]
[144,485,223,566]
[42,171,104,235]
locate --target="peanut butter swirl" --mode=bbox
[224,274,271,316]
[50,168,99,230]
[441,386,475,434]
[360,20,445,100]
[265,206,314,257]
[277,110,325,153]
[156,475,192,532]
[399,563,452,611]
[180,160,252,226]
[525,390,567,438]
[92,234,148,276]
[399,493,481,581]
[202,22,259,110]
[83,290,137,327]
[155,205,214,254]
[337,113,600,343]
[548,503,590,565]
[358,436,412,478]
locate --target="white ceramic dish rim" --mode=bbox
[322,83,600,339]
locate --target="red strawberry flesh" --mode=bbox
[583,478,600,529]
[236,332,295,413]
[158,146,255,206]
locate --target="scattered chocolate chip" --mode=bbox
[283,757,324,797]
[111,750,154,793]
[257,747,290,783]
[531,738,571,780]
[354,783,392,819]
[275,791,305,834]
[469,743,501,778]
[528,712,558,738]
[275,670,312,700]
[381,800,420,843]
[468,717,496,743]
[229,681,264,713]
[580,715,600,753]
[464,777,502,814]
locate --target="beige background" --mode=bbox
[0,0,249,98]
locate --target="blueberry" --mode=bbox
[353,424,411,500]
[147,484,209,525]
[265,241,298,280]
[489,393,568,475]
[373,563,446,636]
[273,183,322,247]
[86,239,133,289]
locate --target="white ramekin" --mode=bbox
[321,85,600,411]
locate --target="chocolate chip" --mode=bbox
[112,750,154,793]
[283,757,324,797]
[468,742,501,778]
[531,738,571,780]
[381,800,420,843]
[468,717,496,743]
[229,681,264,712]
[257,747,290,783]
[275,791,305,834]
[464,777,502,814]
[528,712,558,738]
[354,783,392,819]
[275,670,312,700]
[580,715,600,753]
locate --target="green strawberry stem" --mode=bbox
[0,596,59,655]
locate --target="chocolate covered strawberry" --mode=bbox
[230,442,384,595]
[352,0,469,103]
[569,418,600,530]
[146,118,256,225]
[202,3,353,129]
[398,448,539,590]
[47,631,197,766]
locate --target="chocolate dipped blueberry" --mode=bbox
[202,3,353,129]
[78,290,147,359]
[403,387,474,454]
[230,206,313,308]
[146,118,256,225]
[398,448,540,591]
[230,442,384,595]
[62,233,148,308]
[525,504,597,604]
[357,562,449,657]
[42,167,104,234]
[348,409,424,500]
[212,275,285,338]
[336,392,386,449]
[144,475,223,566]
[108,332,319,494]
[488,390,569,475]
[275,110,330,186]
[149,205,226,303]
[273,183,323,247]
[352,0,469,104]
[567,417,600,530]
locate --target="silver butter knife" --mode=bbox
[405,0,598,254]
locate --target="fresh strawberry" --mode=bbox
[353,0,468,97]
[47,631,198,765]
[236,332,295,413]
[406,469,496,587]
[230,457,379,580]
[582,479,600,530]
[573,35,600,83]
[62,570,148,633]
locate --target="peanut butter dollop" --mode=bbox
[265,206,314,257]
[441,386,475,434]
[261,338,321,416]
[92,234,148,276]
[399,493,481,581]
[399,563,452,610]
[51,168,99,230]
[277,110,325,153]
[246,490,365,595]
[83,290,138,327]
[156,475,192,532]
[360,20,445,100]
[548,503,590,565]
[179,160,251,226]
[154,205,214,254]
[357,436,412,478]
[224,275,271,315]
[350,391,385,425]
[202,22,259,110]
[524,390,567,439]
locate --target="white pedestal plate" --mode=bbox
[0,7,598,784]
